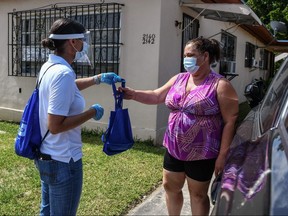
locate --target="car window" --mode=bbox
[260,59,288,133]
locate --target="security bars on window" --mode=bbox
[8,3,123,78]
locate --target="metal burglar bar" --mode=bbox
[8,3,123,77]
[180,14,199,72]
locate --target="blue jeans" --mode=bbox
[35,158,83,216]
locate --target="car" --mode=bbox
[211,57,288,215]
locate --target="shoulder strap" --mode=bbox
[35,63,58,143]
[40,130,50,144]
[35,63,57,89]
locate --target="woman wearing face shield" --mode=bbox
[35,18,121,215]
[119,37,239,216]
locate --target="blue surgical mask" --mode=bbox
[183,57,199,74]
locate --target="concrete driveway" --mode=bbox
[127,177,215,216]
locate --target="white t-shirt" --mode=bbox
[38,54,85,163]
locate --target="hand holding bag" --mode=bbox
[102,79,134,156]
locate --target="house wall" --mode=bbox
[117,0,163,143]
[0,0,269,145]
[156,0,183,143]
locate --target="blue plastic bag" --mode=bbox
[102,80,134,156]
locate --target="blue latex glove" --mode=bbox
[100,72,122,85]
[90,104,104,120]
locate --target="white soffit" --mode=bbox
[181,3,262,26]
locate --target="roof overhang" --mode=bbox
[180,1,288,53]
[180,3,262,25]
[240,25,288,53]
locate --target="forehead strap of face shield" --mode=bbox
[49,31,90,40]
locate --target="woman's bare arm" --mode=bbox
[119,75,178,105]
[215,78,239,175]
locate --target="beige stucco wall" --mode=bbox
[118,0,162,143]
[0,0,269,144]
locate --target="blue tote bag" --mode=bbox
[102,80,134,156]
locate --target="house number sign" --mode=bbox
[142,33,156,44]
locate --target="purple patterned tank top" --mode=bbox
[163,71,224,161]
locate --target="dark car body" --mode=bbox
[211,57,288,215]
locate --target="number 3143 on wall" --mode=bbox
[142,34,156,44]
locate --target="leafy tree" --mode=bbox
[245,0,288,39]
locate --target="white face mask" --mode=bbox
[183,57,199,74]
[73,41,92,67]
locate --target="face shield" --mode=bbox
[49,31,94,68]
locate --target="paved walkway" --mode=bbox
[127,179,214,216]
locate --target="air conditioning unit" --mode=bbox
[226,61,236,73]
[220,61,236,74]
[252,59,258,68]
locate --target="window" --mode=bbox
[245,42,256,68]
[219,31,237,74]
[260,59,288,133]
[8,3,123,77]
[259,49,269,70]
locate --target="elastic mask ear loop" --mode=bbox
[71,39,82,53]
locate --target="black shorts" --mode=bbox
[163,150,216,182]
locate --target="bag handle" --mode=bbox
[112,79,126,110]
